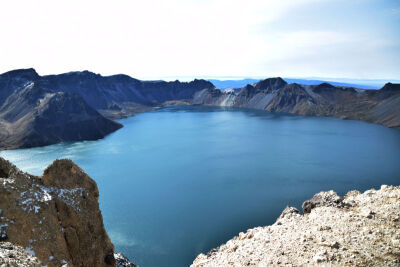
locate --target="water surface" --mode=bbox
[1,106,400,266]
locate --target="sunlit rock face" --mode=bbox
[0,157,117,267]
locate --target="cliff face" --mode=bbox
[192,185,400,266]
[0,157,120,266]
[0,69,122,150]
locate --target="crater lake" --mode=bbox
[1,106,400,267]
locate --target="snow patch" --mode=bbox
[25,247,35,257]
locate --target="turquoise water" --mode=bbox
[1,106,400,266]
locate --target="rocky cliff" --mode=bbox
[0,157,135,267]
[0,69,122,150]
[192,185,400,266]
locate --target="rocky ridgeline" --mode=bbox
[0,157,136,267]
[192,185,400,266]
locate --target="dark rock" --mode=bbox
[105,252,116,265]
[302,190,343,213]
[381,83,400,92]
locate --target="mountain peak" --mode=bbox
[254,77,287,91]
[316,82,335,88]
[381,82,400,91]
[313,82,336,93]
[1,68,39,80]
[190,79,215,88]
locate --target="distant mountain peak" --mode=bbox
[312,82,336,93]
[190,79,215,88]
[254,77,287,91]
[316,82,335,88]
[1,68,39,80]
[381,82,400,91]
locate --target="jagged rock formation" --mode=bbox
[192,185,400,266]
[1,68,399,149]
[0,157,135,267]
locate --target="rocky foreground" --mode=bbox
[0,157,135,267]
[192,185,400,266]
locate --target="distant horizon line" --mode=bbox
[2,67,399,86]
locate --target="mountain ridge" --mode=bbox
[0,68,399,150]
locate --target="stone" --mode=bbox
[302,190,343,213]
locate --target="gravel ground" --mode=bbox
[0,242,40,267]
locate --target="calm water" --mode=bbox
[1,106,400,266]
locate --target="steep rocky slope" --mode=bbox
[194,78,400,129]
[27,69,215,116]
[0,69,122,150]
[0,157,135,267]
[192,185,400,266]
[0,68,215,149]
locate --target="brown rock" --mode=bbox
[0,157,116,267]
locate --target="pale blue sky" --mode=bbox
[0,0,399,80]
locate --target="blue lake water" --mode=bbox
[1,106,400,266]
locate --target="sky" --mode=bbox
[0,0,399,80]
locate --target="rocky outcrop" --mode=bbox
[0,157,135,267]
[192,185,400,266]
